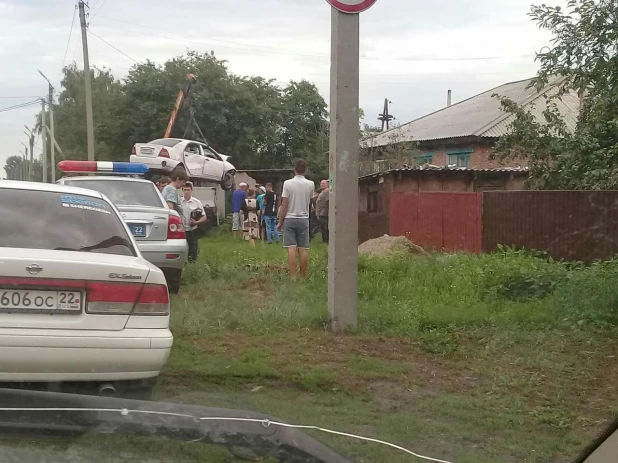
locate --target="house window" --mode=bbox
[368,191,379,213]
[446,149,474,168]
[413,153,434,164]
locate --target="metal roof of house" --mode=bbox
[360,164,529,180]
[366,76,580,147]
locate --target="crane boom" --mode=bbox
[164,73,197,138]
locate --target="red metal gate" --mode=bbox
[390,192,482,253]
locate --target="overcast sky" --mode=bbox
[0,0,564,176]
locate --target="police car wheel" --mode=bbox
[221,172,234,191]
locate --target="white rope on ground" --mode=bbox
[0,407,453,463]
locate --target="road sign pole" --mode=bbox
[328,8,360,332]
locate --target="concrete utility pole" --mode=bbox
[41,99,48,183]
[327,6,362,332]
[20,145,28,181]
[24,125,34,182]
[24,128,34,181]
[19,142,28,180]
[78,0,95,161]
[39,71,56,182]
[447,90,452,107]
[39,71,56,183]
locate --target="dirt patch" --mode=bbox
[239,276,274,307]
[240,276,269,291]
[187,329,618,428]
[358,235,429,258]
[193,331,483,396]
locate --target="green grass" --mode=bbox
[8,230,617,462]
[175,233,618,338]
[153,231,618,462]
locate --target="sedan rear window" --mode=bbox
[149,138,181,148]
[0,189,136,256]
[63,179,164,208]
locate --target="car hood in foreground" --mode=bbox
[0,388,351,463]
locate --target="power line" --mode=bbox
[0,99,41,114]
[92,16,534,63]
[89,0,108,21]
[94,15,329,57]
[71,29,82,67]
[88,29,138,63]
[61,2,78,71]
[0,96,43,99]
[93,23,329,59]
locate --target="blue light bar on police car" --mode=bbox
[58,161,149,174]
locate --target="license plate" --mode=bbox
[129,225,146,237]
[0,290,82,313]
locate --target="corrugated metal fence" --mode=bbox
[390,192,482,253]
[482,191,618,262]
[388,190,618,261]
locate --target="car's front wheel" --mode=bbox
[221,171,235,191]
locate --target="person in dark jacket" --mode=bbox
[309,191,319,239]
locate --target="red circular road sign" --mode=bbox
[326,0,377,14]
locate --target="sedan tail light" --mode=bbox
[87,282,169,316]
[132,284,170,315]
[159,148,170,158]
[131,145,136,155]
[167,214,186,240]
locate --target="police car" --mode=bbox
[56,161,189,294]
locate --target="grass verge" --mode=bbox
[149,231,618,462]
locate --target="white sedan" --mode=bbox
[130,138,236,190]
[0,180,173,398]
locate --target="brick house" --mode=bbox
[362,76,580,171]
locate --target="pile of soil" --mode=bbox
[358,235,429,258]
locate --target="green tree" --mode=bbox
[54,64,129,163]
[275,80,329,178]
[492,0,618,189]
[46,52,328,176]
[4,156,24,180]
[3,156,42,181]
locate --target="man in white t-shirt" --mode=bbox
[277,159,315,277]
[181,182,207,263]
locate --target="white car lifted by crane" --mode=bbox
[129,74,236,190]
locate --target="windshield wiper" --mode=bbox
[79,236,133,252]
[54,236,134,253]
[0,389,352,463]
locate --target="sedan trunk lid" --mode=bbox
[0,249,152,330]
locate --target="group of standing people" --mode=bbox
[230,159,330,278]
[232,182,280,245]
[154,158,332,280]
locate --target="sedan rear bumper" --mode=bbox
[137,239,188,270]
[0,328,172,381]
